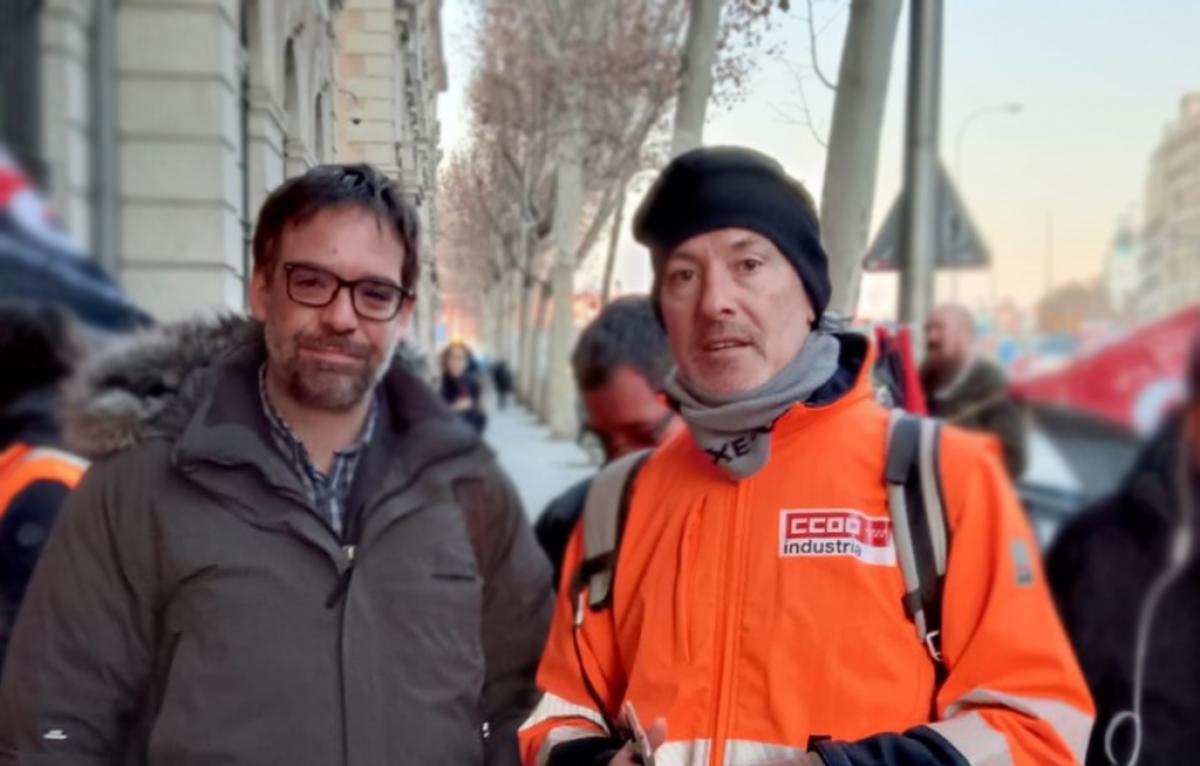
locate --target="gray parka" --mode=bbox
[0,317,553,766]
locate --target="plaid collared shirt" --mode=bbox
[258,365,378,540]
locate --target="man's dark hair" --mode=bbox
[251,164,420,291]
[572,295,673,392]
[0,301,81,406]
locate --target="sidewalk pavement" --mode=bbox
[485,401,595,522]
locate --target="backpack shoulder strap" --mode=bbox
[572,448,652,616]
[886,409,950,680]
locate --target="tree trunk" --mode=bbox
[498,269,515,366]
[506,270,521,367]
[515,219,537,401]
[545,119,585,439]
[486,285,502,362]
[518,276,538,404]
[530,281,552,420]
[600,182,628,305]
[820,0,903,317]
[670,0,723,157]
[494,281,507,361]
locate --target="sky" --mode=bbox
[438,0,1200,319]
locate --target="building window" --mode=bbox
[0,0,44,184]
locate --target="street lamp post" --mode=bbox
[951,102,1021,302]
[954,102,1022,183]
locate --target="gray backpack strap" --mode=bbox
[886,409,950,681]
[572,448,652,618]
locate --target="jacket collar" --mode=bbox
[173,328,485,506]
[61,315,487,555]
[1122,414,1196,531]
[771,331,875,439]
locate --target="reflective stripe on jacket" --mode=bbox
[0,445,87,515]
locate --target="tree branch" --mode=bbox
[780,60,829,148]
[806,0,838,91]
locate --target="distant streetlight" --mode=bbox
[951,102,1022,303]
[954,102,1022,186]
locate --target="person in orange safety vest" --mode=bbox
[518,147,1094,766]
[0,302,88,670]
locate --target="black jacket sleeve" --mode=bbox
[547,735,623,766]
[814,727,970,766]
[0,451,159,765]
[456,466,554,766]
[0,479,72,669]
[980,398,1028,479]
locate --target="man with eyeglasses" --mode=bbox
[0,164,553,766]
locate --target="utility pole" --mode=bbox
[897,0,944,352]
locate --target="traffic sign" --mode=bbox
[864,163,991,272]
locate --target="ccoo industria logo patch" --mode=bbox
[779,509,896,566]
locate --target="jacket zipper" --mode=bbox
[711,479,751,766]
[337,548,352,766]
[325,444,476,766]
[201,445,480,765]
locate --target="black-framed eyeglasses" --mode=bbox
[282,263,412,321]
[586,409,679,463]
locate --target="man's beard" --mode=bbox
[920,352,955,394]
[274,330,391,411]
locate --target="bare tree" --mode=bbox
[670,0,790,156]
[671,0,723,156]
[819,0,902,316]
[441,0,789,430]
[600,183,628,304]
[456,0,687,430]
[762,0,899,316]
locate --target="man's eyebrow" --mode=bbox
[728,234,772,253]
[664,248,700,264]
[288,259,403,289]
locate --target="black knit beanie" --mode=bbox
[632,146,830,323]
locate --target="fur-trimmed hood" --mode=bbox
[59,314,429,460]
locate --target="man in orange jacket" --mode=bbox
[518,147,1094,766]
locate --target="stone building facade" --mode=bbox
[2,0,444,353]
[1139,93,1200,322]
[335,0,446,355]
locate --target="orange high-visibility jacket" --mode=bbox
[519,340,1094,766]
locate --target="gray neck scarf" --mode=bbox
[664,331,842,480]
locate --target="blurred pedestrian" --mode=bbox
[519,147,1092,766]
[0,165,552,765]
[493,359,514,410]
[0,146,152,333]
[0,301,88,672]
[533,296,684,588]
[921,303,1028,478]
[1047,333,1200,766]
[441,340,487,433]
